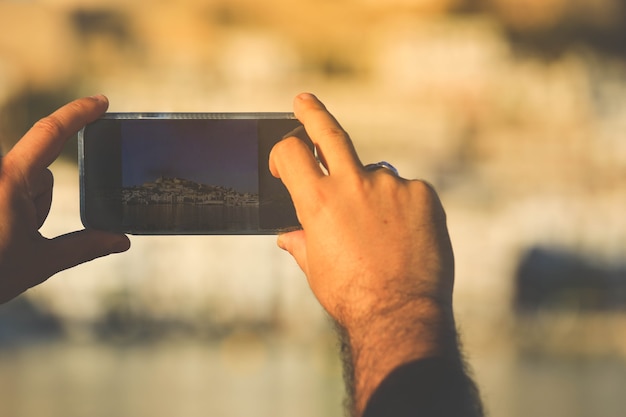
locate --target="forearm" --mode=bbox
[337,299,482,417]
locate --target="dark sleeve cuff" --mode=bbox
[362,357,482,417]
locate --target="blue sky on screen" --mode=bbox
[121,119,258,193]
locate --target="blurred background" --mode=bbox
[0,0,625,416]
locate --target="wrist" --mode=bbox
[342,297,459,416]
[349,295,455,354]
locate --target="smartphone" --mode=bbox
[79,113,310,235]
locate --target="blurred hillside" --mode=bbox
[0,1,625,417]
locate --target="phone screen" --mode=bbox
[79,113,309,234]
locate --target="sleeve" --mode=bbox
[362,357,483,417]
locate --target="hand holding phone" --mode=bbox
[80,113,311,235]
[269,93,463,416]
[0,95,130,304]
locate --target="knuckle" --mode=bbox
[410,178,437,196]
[274,135,300,151]
[375,168,402,184]
[409,179,447,218]
[319,125,348,141]
[32,114,64,138]
[364,166,403,191]
[274,136,312,161]
[271,136,298,161]
[1,150,27,185]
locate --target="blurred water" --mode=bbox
[511,356,626,417]
[1,335,626,417]
[0,336,345,417]
[471,350,626,417]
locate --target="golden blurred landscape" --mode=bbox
[0,1,625,416]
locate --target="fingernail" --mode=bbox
[89,94,108,103]
[297,92,317,102]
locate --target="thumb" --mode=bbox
[46,229,130,275]
[277,230,309,275]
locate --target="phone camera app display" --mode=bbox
[121,119,259,232]
[80,115,306,234]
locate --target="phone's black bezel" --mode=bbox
[79,112,308,235]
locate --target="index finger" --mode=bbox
[8,95,109,175]
[270,135,324,208]
[294,93,361,176]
